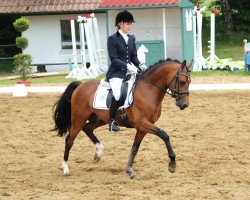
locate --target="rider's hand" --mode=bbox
[127,63,138,73]
[139,64,147,71]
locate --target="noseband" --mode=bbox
[141,65,190,100]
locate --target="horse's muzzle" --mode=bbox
[176,99,188,110]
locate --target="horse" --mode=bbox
[52,58,192,179]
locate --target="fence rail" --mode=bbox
[0,44,17,61]
[0,44,16,47]
[0,57,14,60]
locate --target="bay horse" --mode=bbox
[52,58,192,178]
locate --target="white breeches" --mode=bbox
[109,78,123,101]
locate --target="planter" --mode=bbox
[17,80,32,87]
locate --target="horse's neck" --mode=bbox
[145,66,170,87]
[139,67,168,102]
[141,64,177,98]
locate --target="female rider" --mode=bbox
[106,10,147,132]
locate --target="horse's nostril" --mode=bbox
[180,104,188,110]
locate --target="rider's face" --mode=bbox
[119,22,132,34]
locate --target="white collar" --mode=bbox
[118,29,128,38]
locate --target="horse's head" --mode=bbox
[168,60,192,110]
[140,58,192,110]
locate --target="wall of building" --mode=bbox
[23,13,107,72]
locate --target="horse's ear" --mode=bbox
[187,60,193,69]
[181,60,186,70]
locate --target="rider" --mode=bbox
[106,10,147,133]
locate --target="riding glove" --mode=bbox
[127,63,138,73]
[139,64,147,71]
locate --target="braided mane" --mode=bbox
[142,58,181,76]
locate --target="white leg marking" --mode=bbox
[61,160,69,175]
[94,143,104,160]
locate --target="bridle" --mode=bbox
[141,65,191,100]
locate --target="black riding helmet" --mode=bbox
[115,10,135,26]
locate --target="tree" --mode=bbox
[189,0,204,4]
[228,0,250,32]
[209,0,250,32]
[220,0,234,32]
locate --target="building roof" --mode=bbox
[0,0,193,15]
[0,0,100,15]
[99,0,180,8]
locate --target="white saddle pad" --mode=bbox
[93,74,136,110]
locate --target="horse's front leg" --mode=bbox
[139,121,176,173]
[126,131,146,179]
[154,128,176,173]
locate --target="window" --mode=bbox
[60,20,81,49]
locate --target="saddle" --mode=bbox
[93,74,138,128]
[93,74,137,110]
[106,74,131,109]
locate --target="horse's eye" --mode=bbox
[179,81,186,85]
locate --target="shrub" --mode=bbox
[13,17,30,32]
[16,36,28,49]
[13,53,32,81]
[13,17,32,81]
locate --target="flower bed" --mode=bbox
[203,58,245,71]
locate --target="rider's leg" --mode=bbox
[109,78,123,132]
[109,96,120,132]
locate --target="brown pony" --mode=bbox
[52,58,192,178]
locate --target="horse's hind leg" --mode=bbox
[82,114,106,161]
[126,131,146,179]
[62,118,86,175]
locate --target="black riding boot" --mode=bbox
[109,96,120,132]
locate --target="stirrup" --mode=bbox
[109,120,120,133]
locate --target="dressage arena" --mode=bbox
[0,76,249,200]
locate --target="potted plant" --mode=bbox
[13,17,32,86]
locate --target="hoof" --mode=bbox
[126,167,137,179]
[129,172,137,179]
[61,161,69,175]
[61,166,69,175]
[168,161,176,173]
[63,169,70,176]
[94,153,101,162]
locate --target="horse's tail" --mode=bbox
[52,81,81,136]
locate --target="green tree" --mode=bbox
[220,0,234,32]
[228,0,250,32]
[210,0,250,32]
[190,0,204,4]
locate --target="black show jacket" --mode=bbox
[106,31,141,80]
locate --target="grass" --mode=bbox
[202,30,246,61]
[0,73,106,86]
